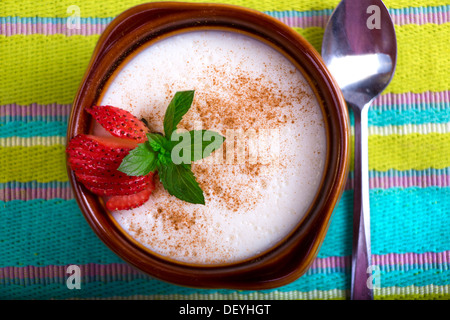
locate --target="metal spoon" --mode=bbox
[321,0,397,300]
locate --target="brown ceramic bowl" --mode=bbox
[67,2,349,290]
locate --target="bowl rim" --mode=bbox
[67,1,350,289]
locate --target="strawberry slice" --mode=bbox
[86,105,149,142]
[67,134,137,158]
[67,134,136,172]
[66,106,156,209]
[76,172,154,196]
[75,172,153,185]
[106,182,155,211]
[67,134,146,194]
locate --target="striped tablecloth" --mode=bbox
[1,0,449,300]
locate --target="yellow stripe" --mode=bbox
[375,285,450,300]
[0,34,99,105]
[294,24,450,94]
[1,0,448,18]
[390,23,450,93]
[1,23,448,105]
[0,145,68,183]
[293,27,325,54]
[0,132,449,182]
[348,132,450,172]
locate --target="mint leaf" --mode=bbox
[170,130,225,163]
[146,133,169,152]
[117,142,158,176]
[117,90,222,205]
[163,90,195,138]
[157,161,205,205]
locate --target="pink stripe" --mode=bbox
[0,263,143,281]
[297,252,450,269]
[373,251,450,266]
[309,256,350,269]
[392,10,450,25]
[0,22,108,36]
[0,103,72,118]
[345,175,450,190]
[1,10,449,36]
[1,174,448,201]
[373,91,450,107]
[1,252,449,280]
[277,11,449,28]
[1,92,448,118]
[276,15,330,28]
[0,187,73,201]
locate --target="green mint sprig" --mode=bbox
[117,90,225,205]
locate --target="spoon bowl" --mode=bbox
[322,0,397,108]
[321,0,397,299]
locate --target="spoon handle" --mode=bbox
[351,105,373,300]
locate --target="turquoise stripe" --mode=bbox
[379,269,450,287]
[265,9,333,18]
[0,121,67,137]
[371,187,450,255]
[0,16,113,24]
[0,199,123,266]
[369,104,450,126]
[1,187,450,267]
[319,187,450,257]
[346,105,450,127]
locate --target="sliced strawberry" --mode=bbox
[66,111,155,208]
[76,172,154,196]
[68,147,127,164]
[68,157,118,176]
[75,172,153,185]
[67,134,137,173]
[67,134,137,158]
[83,183,147,196]
[106,182,155,211]
[86,105,149,142]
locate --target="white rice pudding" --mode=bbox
[98,30,327,264]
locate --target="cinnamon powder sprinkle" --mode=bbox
[117,46,320,264]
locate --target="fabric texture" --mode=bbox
[0,0,449,300]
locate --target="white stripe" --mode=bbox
[0,136,66,147]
